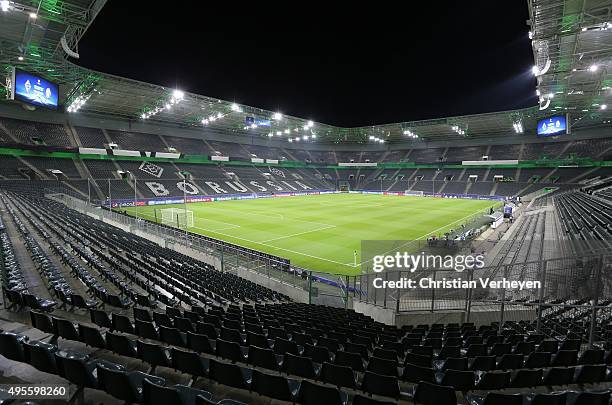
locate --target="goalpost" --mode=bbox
[404,190,424,197]
[159,208,194,228]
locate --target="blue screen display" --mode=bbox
[537,115,567,137]
[13,69,59,109]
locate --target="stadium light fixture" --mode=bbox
[17,55,23,61]
[273,112,283,120]
[1,1,9,12]
[589,64,598,72]
[601,104,608,110]
[29,12,36,18]
[284,129,290,134]
[307,120,314,127]
[172,89,184,100]
[276,131,282,136]
[231,103,241,112]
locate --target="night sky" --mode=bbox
[76,2,538,127]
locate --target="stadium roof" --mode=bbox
[0,0,610,145]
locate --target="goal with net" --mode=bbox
[404,190,424,197]
[159,208,194,228]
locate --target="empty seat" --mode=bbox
[470,356,496,371]
[135,319,159,340]
[142,378,211,405]
[137,340,171,371]
[171,347,209,380]
[530,392,567,405]
[250,369,299,402]
[510,368,543,388]
[30,311,54,334]
[475,371,510,390]
[402,362,436,383]
[283,353,320,379]
[475,392,523,405]
[105,331,137,357]
[413,381,457,405]
[320,362,357,389]
[551,350,578,367]
[186,332,214,354]
[247,345,281,371]
[23,340,58,374]
[497,354,523,370]
[578,349,604,365]
[53,317,80,341]
[543,367,575,386]
[97,363,165,403]
[367,356,398,377]
[298,380,347,405]
[209,359,251,390]
[78,324,106,349]
[215,338,247,363]
[361,371,400,399]
[111,312,134,333]
[573,364,606,384]
[525,351,551,368]
[439,369,475,392]
[160,325,186,347]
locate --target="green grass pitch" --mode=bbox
[120,194,499,275]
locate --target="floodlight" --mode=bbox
[268,133,273,137]
[532,66,539,76]
[273,112,282,120]
[276,131,281,136]
[311,134,316,139]
[165,103,171,109]
[601,104,608,110]
[589,64,598,72]
[307,120,314,127]
[172,89,184,100]
[17,55,23,61]
[284,129,290,134]
[217,112,223,119]
[0,1,9,12]
[231,103,240,112]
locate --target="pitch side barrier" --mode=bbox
[359,189,508,201]
[106,189,339,208]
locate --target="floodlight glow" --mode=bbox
[273,112,282,120]
[532,66,539,76]
[589,64,598,72]
[172,89,184,100]
[303,136,308,140]
[217,112,223,119]
[284,129,290,134]
[268,133,273,137]
[288,138,293,143]
[202,119,209,125]
[165,103,171,109]
[311,134,316,139]
[601,104,608,110]
[17,55,23,61]
[231,103,241,112]
[0,1,9,12]
[276,131,282,136]
[29,12,36,18]
[307,120,314,127]
[547,93,554,98]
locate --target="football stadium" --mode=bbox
[0,1,611,404]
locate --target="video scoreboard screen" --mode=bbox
[10,68,59,109]
[537,115,568,137]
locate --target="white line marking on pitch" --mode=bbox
[259,224,337,243]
